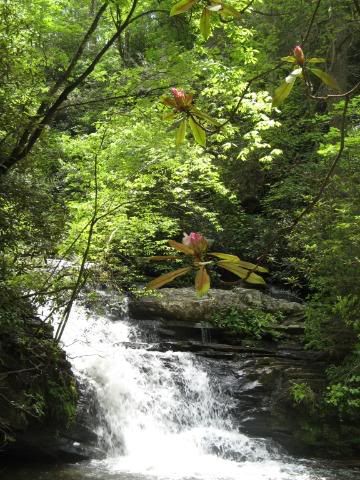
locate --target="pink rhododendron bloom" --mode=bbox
[182,232,208,254]
[293,45,305,65]
[182,232,204,246]
[171,87,186,99]
[182,232,192,246]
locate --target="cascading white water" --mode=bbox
[58,298,327,480]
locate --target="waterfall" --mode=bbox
[58,298,325,480]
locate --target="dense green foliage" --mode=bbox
[211,307,283,339]
[1,0,359,442]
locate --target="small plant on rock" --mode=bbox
[146,232,268,297]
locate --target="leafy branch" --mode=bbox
[146,232,268,297]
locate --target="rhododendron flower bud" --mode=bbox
[293,46,305,66]
[182,232,208,254]
[171,87,186,99]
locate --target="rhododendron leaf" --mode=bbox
[281,56,296,63]
[217,261,266,285]
[176,119,187,146]
[146,267,192,290]
[209,253,268,273]
[148,256,183,261]
[209,252,241,262]
[162,111,176,121]
[272,80,295,108]
[195,266,210,297]
[220,3,241,17]
[309,68,340,90]
[207,4,222,12]
[161,97,177,108]
[200,7,211,40]
[191,107,220,126]
[184,93,194,107]
[308,57,326,64]
[169,240,194,255]
[285,68,302,84]
[170,0,197,16]
[236,260,268,273]
[189,117,206,147]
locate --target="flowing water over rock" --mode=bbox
[2,297,357,480]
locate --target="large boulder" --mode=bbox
[129,287,304,322]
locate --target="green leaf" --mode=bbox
[272,79,296,108]
[309,68,340,90]
[146,267,192,290]
[220,3,241,17]
[281,56,296,63]
[170,0,197,16]
[207,4,222,11]
[200,7,211,40]
[162,112,176,121]
[217,261,266,285]
[169,239,194,255]
[195,266,210,297]
[236,260,268,273]
[148,256,183,261]
[191,107,220,126]
[176,119,187,146]
[307,57,326,64]
[208,252,240,262]
[209,253,268,273]
[188,117,206,147]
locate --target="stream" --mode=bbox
[2,297,358,480]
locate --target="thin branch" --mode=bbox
[43,3,109,102]
[57,86,172,110]
[127,9,168,26]
[55,129,107,341]
[240,0,256,14]
[302,0,322,46]
[2,0,140,172]
[309,81,360,100]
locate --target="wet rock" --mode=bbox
[129,287,304,323]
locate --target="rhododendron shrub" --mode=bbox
[161,88,219,147]
[146,232,268,297]
[272,46,340,107]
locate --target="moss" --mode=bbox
[0,301,78,446]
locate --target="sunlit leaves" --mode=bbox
[281,56,297,63]
[217,260,266,285]
[170,0,198,16]
[176,119,187,146]
[189,117,206,147]
[208,253,268,272]
[195,266,210,297]
[307,58,326,64]
[170,0,240,40]
[146,266,192,290]
[200,8,212,41]
[272,80,295,108]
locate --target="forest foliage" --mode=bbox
[0,0,360,425]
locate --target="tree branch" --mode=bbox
[2,0,141,173]
[302,0,322,46]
